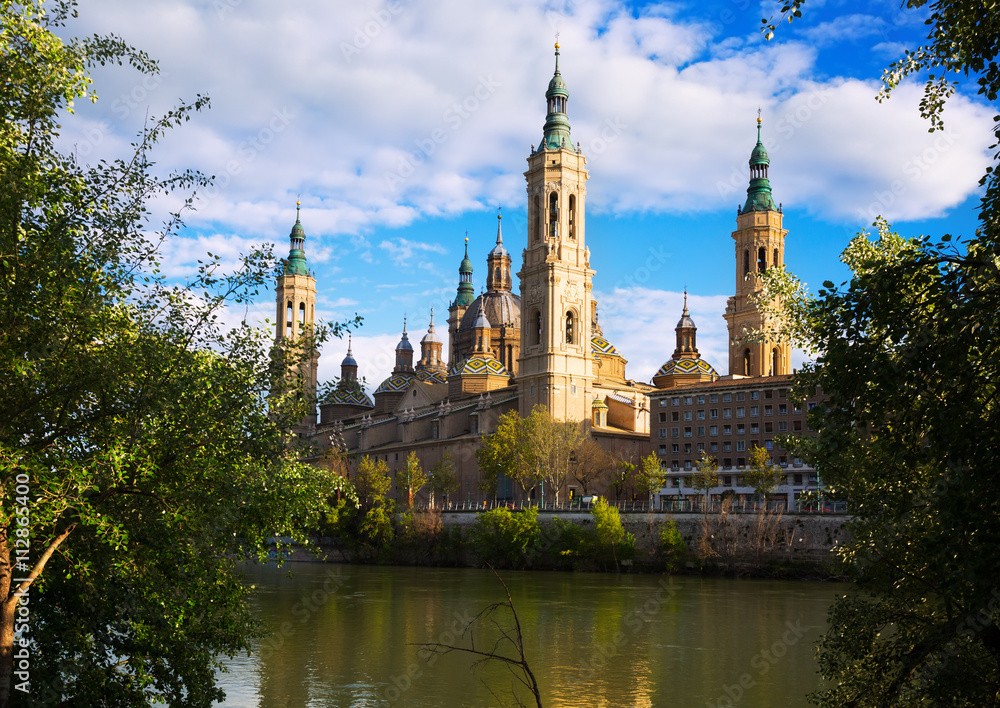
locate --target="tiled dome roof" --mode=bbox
[325,388,373,408]
[449,357,509,377]
[375,373,414,394]
[592,335,623,358]
[655,358,718,378]
[415,369,447,385]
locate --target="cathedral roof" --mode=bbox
[449,357,509,377]
[375,372,414,394]
[459,291,521,332]
[283,202,309,276]
[324,387,374,408]
[592,334,623,359]
[743,116,778,213]
[415,369,447,385]
[655,358,718,378]
[421,310,442,344]
[676,292,695,329]
[396,319,413,352]
[489,210,509,259]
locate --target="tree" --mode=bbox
[353,455,392,510]
[477,405,583,504]
[570,438,610,497]
[757,3,1000,704]
[633,452,665,507]
[0,4,355,703]
[607,451,637,501]
[691,452,721,511]
[427,451,457,509]
[588,497,635,570]
[742,445,782,500]
[396,451,428,509]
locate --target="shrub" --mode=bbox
[469,508,540,569]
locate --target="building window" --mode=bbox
[659,399,667,407]
[672,412,680,422]
[723,393,732,402]
[751,391,760,401]
[710,442,718,452]
[697,395,706,404]
[778,421,787,432]
[710,426,718,436]
[684,427,692,438]
[685,396,693,405]
[672,444,680,453]
[764,405,772,415]
[778,388,787,398]
[697,410,706,420]
[684,411,692,421]
[750,423,759,434]
[672,397,680,406]
[750,406,758,416]
[723,474,732,485]
[736,407,745,418]
[809,402,818,410]
[737,424,745,435]
[723,425,732,435]
[765,422,773,433]
[723,442,732,452]
[658,445,666,454]
[531,310,541,346]
[659,428,667,438]
[671,427,680,437]
[737,458,745,468]
[710,394,718,403]
[736,392,745,401]
[432,420,440,439]
[565,311,575,344]
[765,440,774,450]
[684,443,692,453]
[684,461,692,471]
[794,474,803,485]
[779,404,787,415]
[723,408,732,419]
[697,426,705,436]
[793,420,802,432]
[710,409,718,419]
[659,412,666,422]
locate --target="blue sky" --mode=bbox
[63,0,994,392]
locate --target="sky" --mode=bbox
[61,0,995,394]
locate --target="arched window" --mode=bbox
[758,247,767,273]
[494,266,501,284]
[743,250,750,278]
[743,348,751,377]
[530,310,541,346]
[533,195,540,243]
[549,192,558,239]
[566,311,575,344]
[568,194,576,240]
[299,302,306,324]
[771,348,779,376]
[773,248,780,268]
[286,301,293,337]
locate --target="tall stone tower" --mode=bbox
[517,43,595,421]
[447,237,475,369]
[724,117,791,377]
[274,201,318,433]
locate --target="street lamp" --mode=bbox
[541,480,545,510]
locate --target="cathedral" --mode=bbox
[273,44,814,506]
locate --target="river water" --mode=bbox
[215,563,839,707]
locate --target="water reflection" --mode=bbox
[217,564,837,707]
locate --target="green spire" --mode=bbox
[455,235,475,307]
[541,42,573,151]
[742,115,778,213]
[284,201,309,275]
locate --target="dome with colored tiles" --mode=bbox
[375,373,414,394]
[415,369,448,385]
[655,358,718,378]
[449,357,509,377]
[592,335,623,358]
[324,387,374,408]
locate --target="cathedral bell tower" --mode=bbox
[274,201,318,433]
[517,42,595,421]
[724,116,791,377]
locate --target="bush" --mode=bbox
[469,508,540,569]
[589,497,634,569]
[658,520,687,571]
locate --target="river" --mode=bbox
[215,563,839,707]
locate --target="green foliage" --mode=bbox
[691,452,721,508]
[468,508,540,569]
[0,2,356,703]
[427,451,458,508]
[657,520,687,572]
[353,455,392,509]
[634,452,666,499]
[589,497,635,565]
[742,445,783,499]
[396,451,428,509]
